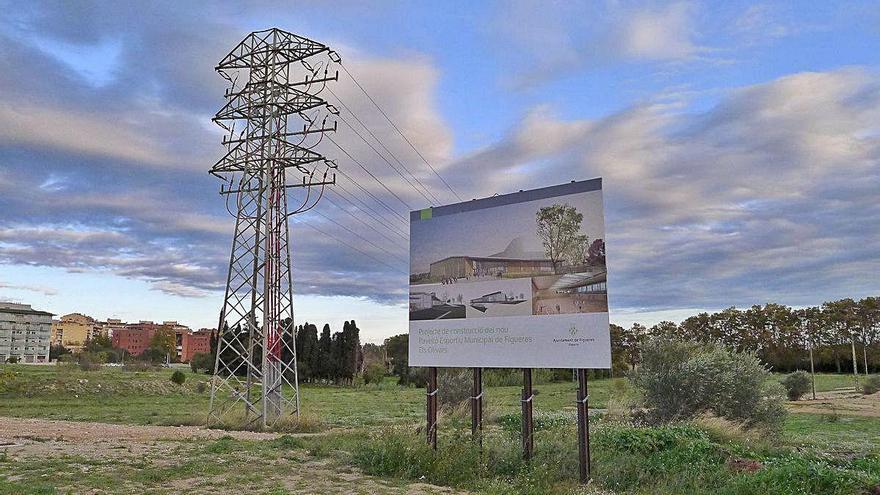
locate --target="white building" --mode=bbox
[0,302,53,363]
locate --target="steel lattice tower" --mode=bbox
[208,28,339,428]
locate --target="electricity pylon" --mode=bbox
[208,28,340,428]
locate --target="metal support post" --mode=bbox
[427,367,438,450]
[576,369,592,483]
[521,368,534,461]
[471,367,483,449]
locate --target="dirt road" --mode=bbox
[787,389,880,417]
[0,416,466,495]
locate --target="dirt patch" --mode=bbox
[0,416,284,443]
[787,389,880,417]
[0,416,469,495]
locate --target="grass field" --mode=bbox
[1,364,878,494]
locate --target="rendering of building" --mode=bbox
[51,313,104,352]
[0,302,52,363]
[429,256,555,280]
[410,292,442,311]
[532,269,608,315]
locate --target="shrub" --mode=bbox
[5,356,18,364]
[189,352,213,374]
[630,338,786,431]
[0,368,19,393]
[139,347,167,364]
[123,361,158,372]
[438,368,472,411]
[76,353,102,371]
[362,362,386,385]
[170,370,186,385]
[780,371,812,400]
[863,375,880,395]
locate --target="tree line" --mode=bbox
[293,320,363,384]
[612,296,880,374]
[203,319,363,385]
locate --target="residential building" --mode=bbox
[112,320,196,362]
[100,318,126,339]
[51,313,104,352]
[181,329,213,363]
[0,302,52,363]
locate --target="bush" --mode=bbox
[438,368,472,411]
[170,370,186,385]
[362,362,386,385]
[630,338,786,431]
[76,353,102,371]
[780,371,812,400]
[139,347,167,364]
[190,352,213,374]
[123,361,158,372]
[397,367,427,387]
[5,356,18,364]
[863,375,880,395]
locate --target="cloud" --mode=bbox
[0,4,448,305]
[1,2,876,320]
[492,1,708,88]
[619,2,700,60]
[443,67,880,311]
[0,280,58,296]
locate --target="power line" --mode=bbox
[331,183,409,237]
[328,87,442,205]
[335,167,408,224]
[324,190,408,241]
[339,62,463,203]
[327,135,413,210]
[291,216,407,275]
[335,109,440,206]
[307,207,408,264]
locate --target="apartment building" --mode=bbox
[50,313,104,352]
[0,302,52,363]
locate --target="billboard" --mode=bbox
[408,179,611,368]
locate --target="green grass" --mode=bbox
[772,372,880,392]
[783,413,880,452]
[0,364,621,427]
[2,365,880,494]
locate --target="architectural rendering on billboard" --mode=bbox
[408,179,611,368]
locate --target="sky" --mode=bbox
[0,1,878,343]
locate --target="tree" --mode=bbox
[84,334,113,352]
[317,324,332,382]
[649,321,680,340]
[609,324,629,375]
[150,328,176,361]
[622,324,647,370]
[536,203,585,268]
[190,352,213,373]
[587,239,606,266]
[295,322,319,382]
[49,344,71,361]
[384,333,425,386]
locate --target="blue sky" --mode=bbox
[0,1,878,342]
